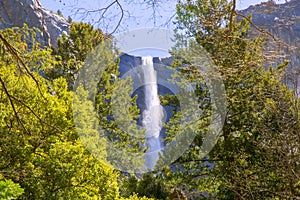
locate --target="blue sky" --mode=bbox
[40,0,287,34]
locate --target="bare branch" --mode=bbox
[158,12,176,28]
[72,0,124,34]
[71,0,175,33]
[236,12,295,49]
[0,33,46,100]
[0,77,29,134]
[111,0,124,34]
[229,0,236,33]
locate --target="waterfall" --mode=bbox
[142,56,164,170]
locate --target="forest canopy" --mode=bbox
[0,0,299,199]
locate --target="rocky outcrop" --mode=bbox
[0,0,69,47]
[239,0,300,93]
[239,0,300,43]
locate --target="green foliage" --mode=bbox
[0,26,120,199]
[31,139,119,199]
[0,178,24,200]
[119,193,154,200]
[73,41,145,173]
[121,174,169,199]
[51,22,105,84]
[57,22,104,62]
[138,0,300,199]
[0,23,153,199]
[1,3,299,199]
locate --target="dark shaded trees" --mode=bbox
[165,0,300,198]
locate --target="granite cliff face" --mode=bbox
[239,0,300,40]
[0,0,69,47]
[0,0,299,90]
[0,0,298,54]
[239,0,300,92]
[118,54,176,129]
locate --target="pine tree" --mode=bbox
[50,22,105,85]
[164,0,300,198]
[128,0,300,199]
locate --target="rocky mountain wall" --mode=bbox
[238,0,300,94]
[0,0,69,47]
[0,0,299,92]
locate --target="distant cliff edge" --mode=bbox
[238,0,300,92]
[0,0,69,47]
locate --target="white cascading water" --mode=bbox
[142,56,164,170]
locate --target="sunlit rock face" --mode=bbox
[238,0,300,94]
[239,0,300,42]
[0,0,69,47]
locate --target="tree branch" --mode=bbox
[0,77,29,134]
[229,0,236,33]
[73,0,124,34]
[10,95,64,133]
[236,12,294,49]
[0,33,46,100]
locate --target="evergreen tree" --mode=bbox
[50,22,105,85]
[73,42,146,173]
[127,0,299,199]
[161,0,300,198]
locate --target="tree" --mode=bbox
[50,22,105,85]
[72,41,146,173]
[51,20,146,172]
[120,174,169,199]
[57,9,63,17]
[0,26,122,199]
[127,0,300,199]
[170,0,299,198]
